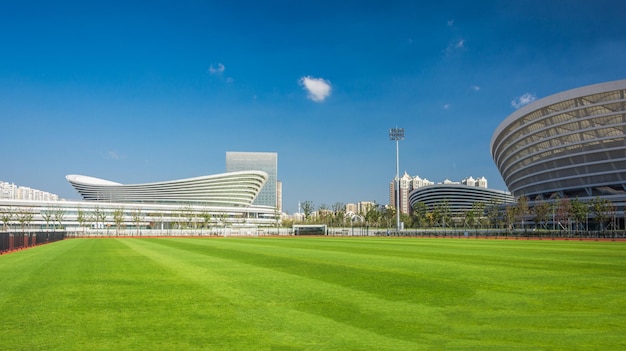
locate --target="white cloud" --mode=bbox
[443,104,451,110]
[444,38,466,56]
[208,63,225,75]
[299,76,332,102]
[106,151,122,160]
[511,93,537,109]
[471,85,480,91]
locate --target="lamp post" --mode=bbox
[389,128,404,232]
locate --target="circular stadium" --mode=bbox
[408,184,513,218]
[491,79,626,206]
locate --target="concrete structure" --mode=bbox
[226,152,280,210]
[408,184,513,219]
[491,80,626,211]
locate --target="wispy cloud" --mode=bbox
[511,93,537,109]
[447,19,454,26]
[443,104,451,110]
[471,85,480,91]
[299,76,332,102]
[106,151,122,160]
[208,63,225,75]
[444,38,466,56]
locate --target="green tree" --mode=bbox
[93,206,107,233]
[591,197,611,233]
[465,208,476,229]
[570,197,588,234]
[486,200,501,229]
[400,213,413,229]
[383,206,395,228]
[318,203,330,226]
[200,211,212,235]
[112,207,124,236]
[533,197,550,229]
[182,205,195,229]
[516,195,529,230]
[301,201,314,222]
[77,207,86,234]
[41,208,54,231]
[132,209,143,236]
[435,200,451,229]
[1,207,14,231]
[472,202,486,229]
[365,204,381,229]
[54,208,65,231]
[412,202,428,228]
[331,202,345,227]
[555,196,571,233]
[16,208,34,233]
[504,204,517,236]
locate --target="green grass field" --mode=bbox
[1,237,625,350]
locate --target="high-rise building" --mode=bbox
[0,181,59,201]
[226,152,279,209]
[390,172,434,215]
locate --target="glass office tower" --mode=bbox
[226,152,278,208]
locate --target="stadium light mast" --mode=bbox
[389,127,404,232]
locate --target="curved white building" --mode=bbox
[491,80,626,202]
[408,184,513,218]
[66,171,268,207]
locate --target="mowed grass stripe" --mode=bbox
[0,239,272,350]
[134,237,626,349]
[121,238,437,349]
[0,238,625,350]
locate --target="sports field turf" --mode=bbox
[1,237,625,350]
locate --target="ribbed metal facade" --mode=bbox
[408,184,513,217]
[491,80,626,202]
[66,171,268,207]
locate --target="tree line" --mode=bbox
[289,196,621,235]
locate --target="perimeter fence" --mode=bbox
[368,228,626,240]
[0,232,66,254]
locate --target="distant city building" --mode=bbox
[357,201,376,215]
[389,172,435,215]
[226,152,279,210]
[390,173,488,214]
[0,181,59,201]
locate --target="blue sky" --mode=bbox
[2,1,626,213]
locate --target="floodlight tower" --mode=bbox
[389,127,404,231]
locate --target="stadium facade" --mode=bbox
[0,171,280,233]
[66,171,267,207]
[491,80,626,213]
[408,184,514,218]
